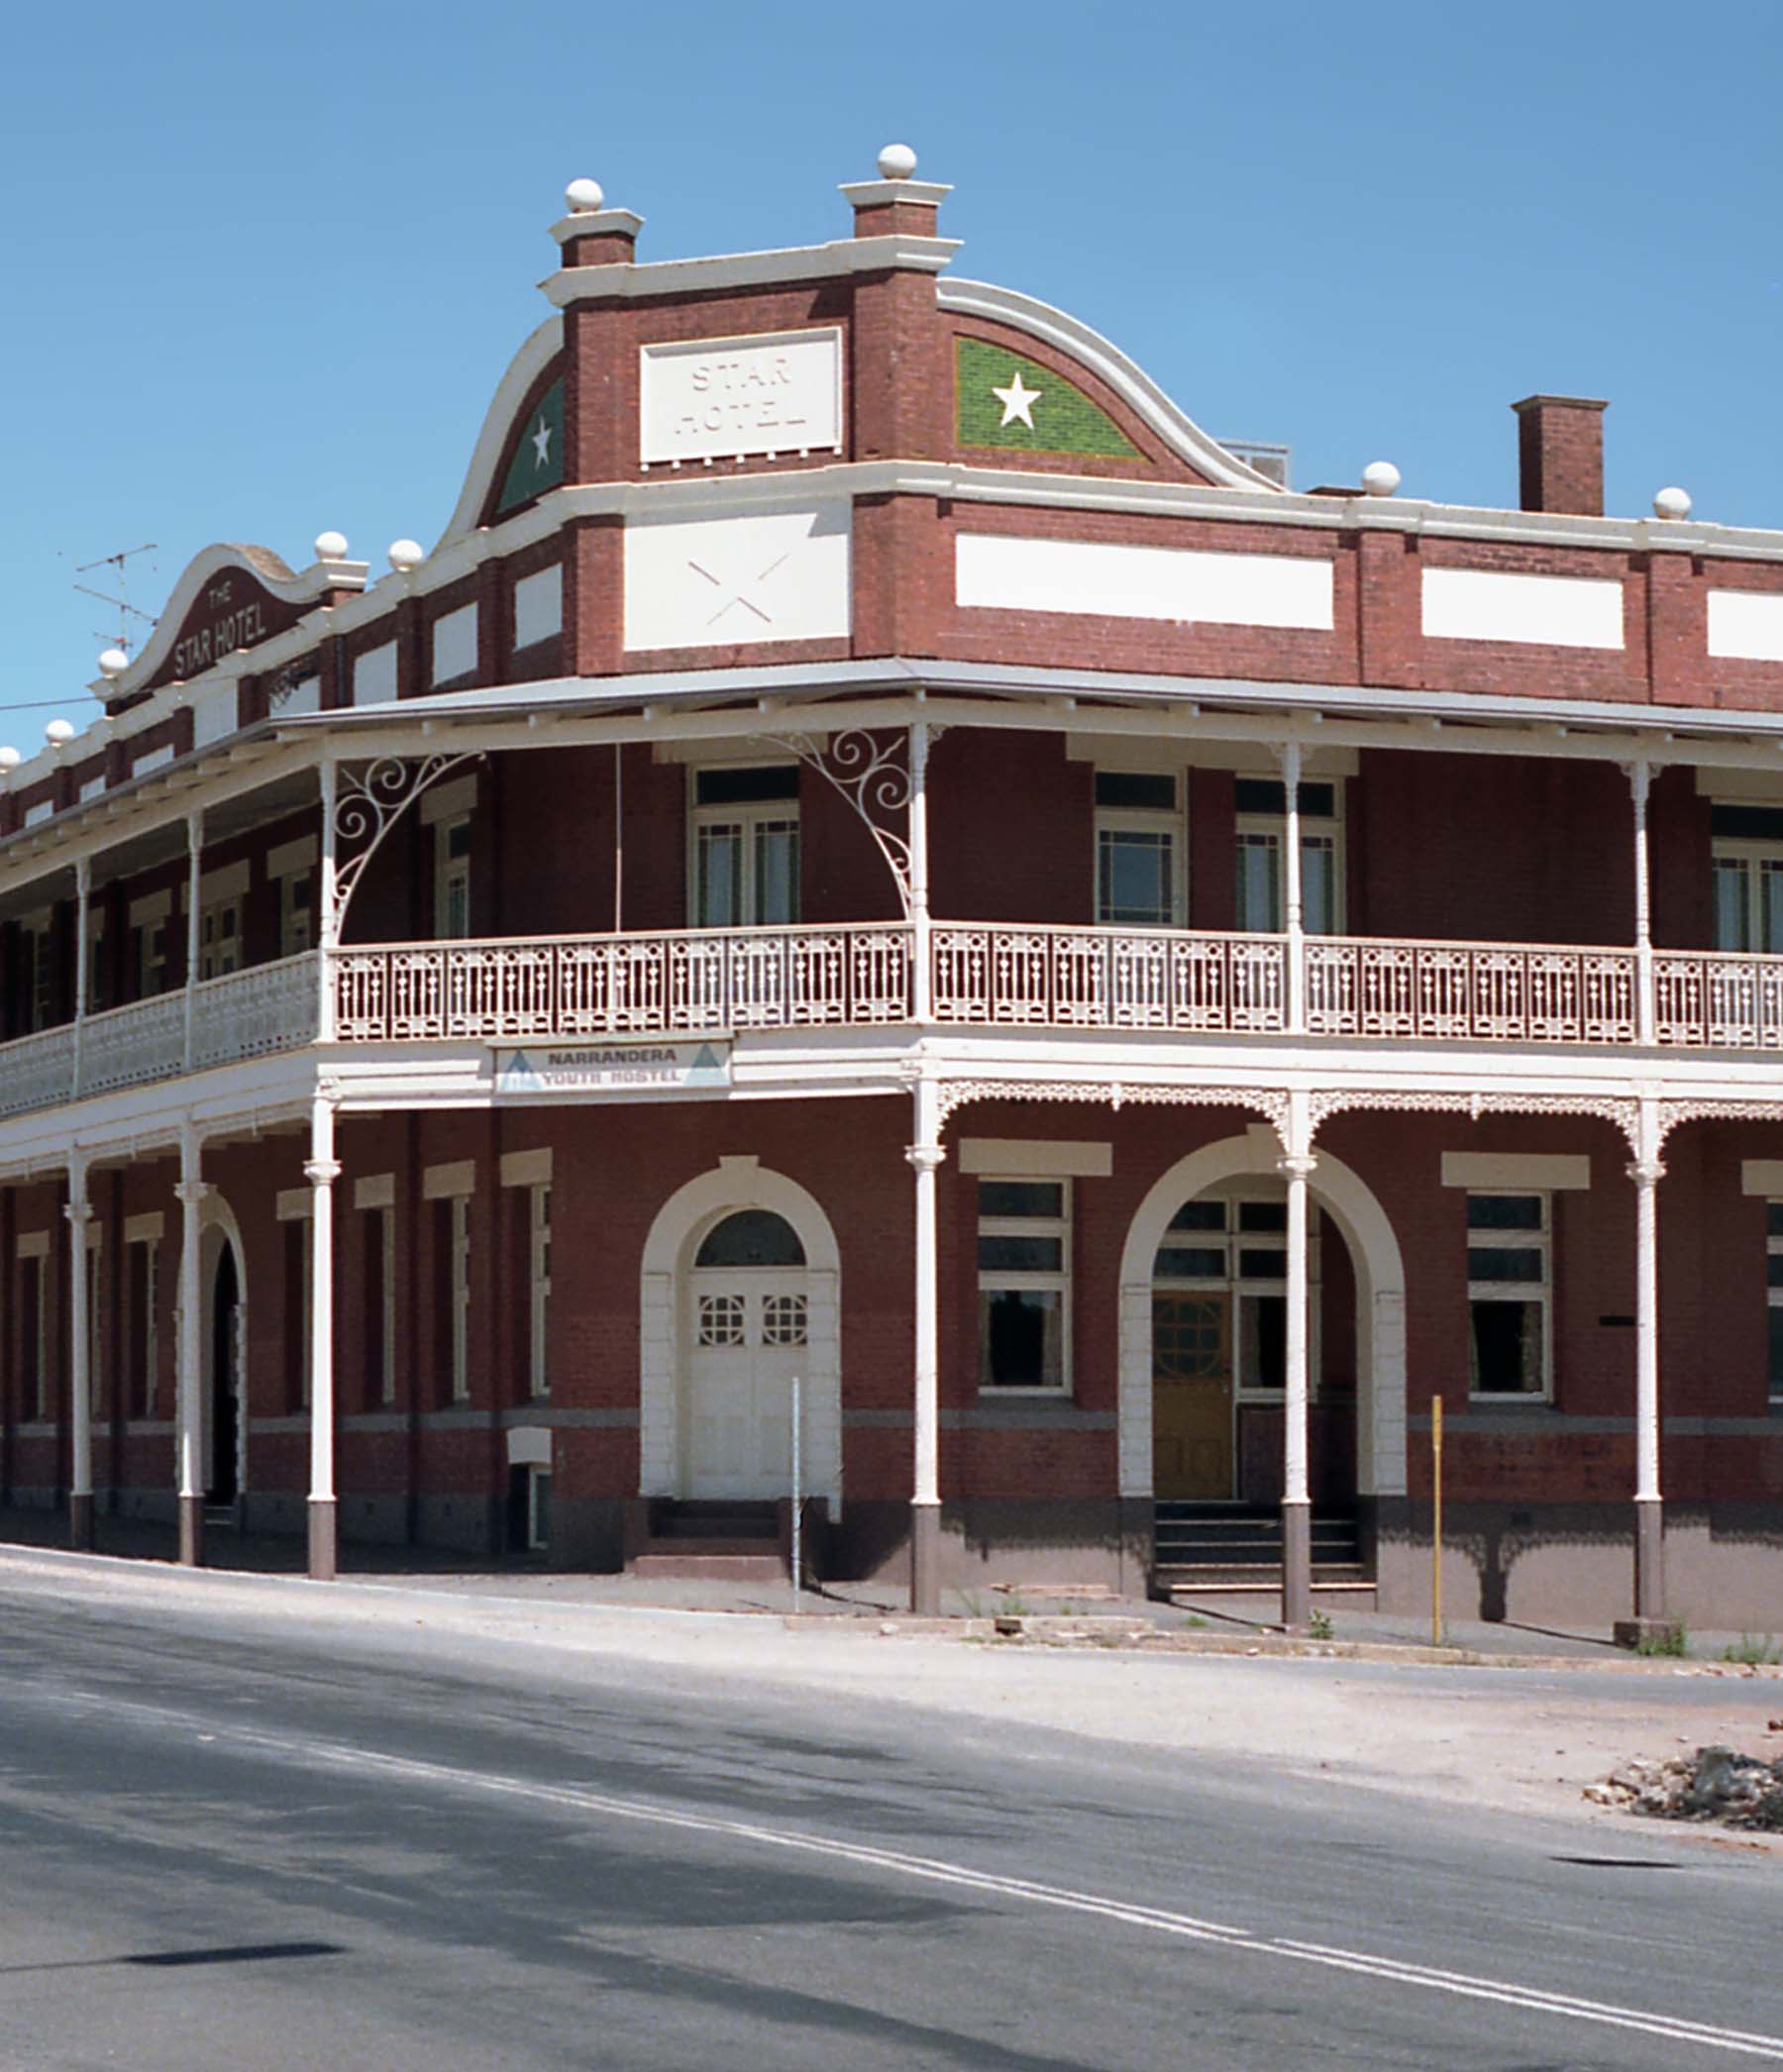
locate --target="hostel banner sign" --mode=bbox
[495,1041,732,1096]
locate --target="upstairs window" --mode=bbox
[1768,1202,1783,1404]
[86,907,108,1014]
[1095,771,1183,927]
[1711,803,1783,954]
[434,816,472,940]
[279,873,314,958]
[21,918,52,1032]
[690,766,799,928]
[529,1183,552,1399]
[1467,1192,1550,1399]
[198,897,243,980]
[1233,778,1341,935]
[978,1179,1070,1394]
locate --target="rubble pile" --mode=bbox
[1587,1744,1783,1828]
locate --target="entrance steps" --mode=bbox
[1151,1501,1373,1602]
[625,1500,788,1583]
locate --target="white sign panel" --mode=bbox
[496,1041,732,1095]
[1420,568,1625,651]
[1708,589,1783,664]
[955,532,1334,631]
[640,328,843,466]
[623,503,852,652]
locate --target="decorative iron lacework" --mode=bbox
[332,754,482,932]
[755,728,941,919]
[1654,1099,1783,1147]
[1307,1088,1644,1151]
[933,1078,1293,1141]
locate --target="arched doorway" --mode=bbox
[639,1157,842,1513]
[1149,1179,1332,1502]
[685,1208,809,1499]
[1117,1129,1408,1505]
[206,1239,244,1504]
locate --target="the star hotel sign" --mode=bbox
[640,328,843,467]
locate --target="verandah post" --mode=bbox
[1279,1088,1315,1631]
[906,1073,945,1614]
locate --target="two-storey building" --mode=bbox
[6,148,1783,1631]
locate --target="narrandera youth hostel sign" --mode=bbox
[496,1041,732,1095]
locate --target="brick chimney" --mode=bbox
[1511,394,1608,516]
[839,142,951,238]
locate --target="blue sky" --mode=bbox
[1,0,1777,732]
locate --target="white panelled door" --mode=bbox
[686,1270,810,1499]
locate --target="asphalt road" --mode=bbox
[0,1574,1778,2070]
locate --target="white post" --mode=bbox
[612,741,624,933]
[905,1074,946,1614]
[65,1150,93,1551]
[908,718,932,1024]
[306,1090,342,1580]
[1278,1088,1315,1630]
[1280,742,1305,1033]
[174,1126,209,1566]
[72,857,90,1099]
[1628,760,1655,1047]
[317,758,339,1043]
[182,811,202,1069]
[1629,1099,1666,1629]
[789,1371,802,1614]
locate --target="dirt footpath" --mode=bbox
[3,1546,1778,1844]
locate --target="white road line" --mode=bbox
[37,1686,1783,2062]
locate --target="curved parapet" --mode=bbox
[940,277,1286,491]
[432,316,566,549]
[98,540,367,705]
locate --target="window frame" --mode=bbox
[1712,837,1783,955]
[127,1235,158,1418]
[1150,1189,1323,1400]
[1233,778,1344,936]
[976,1176,1073,1398]
[1767,1200,1783,1406]
[434,814,472,940]
[1093,769,1185,929]
[450,1192,472,1402]
[278,871,315,959]
[686,763,801,929]
[1465,1190,1553,1403]
[198,894,244,980]
[529,1183,551,1399]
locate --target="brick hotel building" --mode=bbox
[5,149,1783,1629]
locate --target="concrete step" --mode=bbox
[629,1548,787,1583]
[1157,1562,1374,1592]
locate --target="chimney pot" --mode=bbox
[1511,394,1608,517]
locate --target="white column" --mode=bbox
[1629,1098,1666,1625]
[905,1074,945,1613]
[1278,1088,1315,1630]
[1628,760,1655,1047]
[1279,742,1305,1033]
[64,1151,93,1550]
[317,758,339,1043]
[174,1127,209,1566]
[306,1092,342,1580]
[71,857,90,1099]
[181,811,202,1069]
[908,718,932,1024]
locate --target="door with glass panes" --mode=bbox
[684,1209,809,1499]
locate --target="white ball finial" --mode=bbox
[314,529,349,561]
[566,177,605,214]
[387,538,425,573]
[877,143,918,180]
[98,648,131,679]
[0,748,21,774]
[45,719,76,749]
[1362,460,1402,498]
[1653,485,1693,521]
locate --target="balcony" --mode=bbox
[2,923,1782,1126]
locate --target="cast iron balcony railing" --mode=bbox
[2,925,1783,1124]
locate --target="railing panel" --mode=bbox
[0,1026,75,1117]
[189,954,321,1071]
[1308,937,1636,1046]
[78,993,185,1096]
[331,925,914,1043]
[1655,951,1783,1049]
[929,926,1286,1032]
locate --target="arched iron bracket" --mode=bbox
[756,728,944,922]
[331,753,483,933]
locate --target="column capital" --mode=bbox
[1277,1154,1318,1181]
[904,1144,947,1174]
[1626,1157,1666,1188]
[62,1198,93,1226]
[303,1159,344,1190]
[173,1179,212,1208]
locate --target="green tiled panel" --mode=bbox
[955,337,1141,460]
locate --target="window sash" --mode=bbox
[1713,844,1783,955]
[1467,1191,1551,1398]
[977,1177,1071,1393]
[692,804,801,927]
[1767,1201,1783,1403]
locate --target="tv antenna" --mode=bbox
[71,543,157,656]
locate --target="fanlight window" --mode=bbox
[694,1209,806,1270]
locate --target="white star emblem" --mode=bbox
[992,369,1042,429]
[531,416,553,468]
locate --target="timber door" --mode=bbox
[1152,1293,1233,1499]
[686,1275,808,1499]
